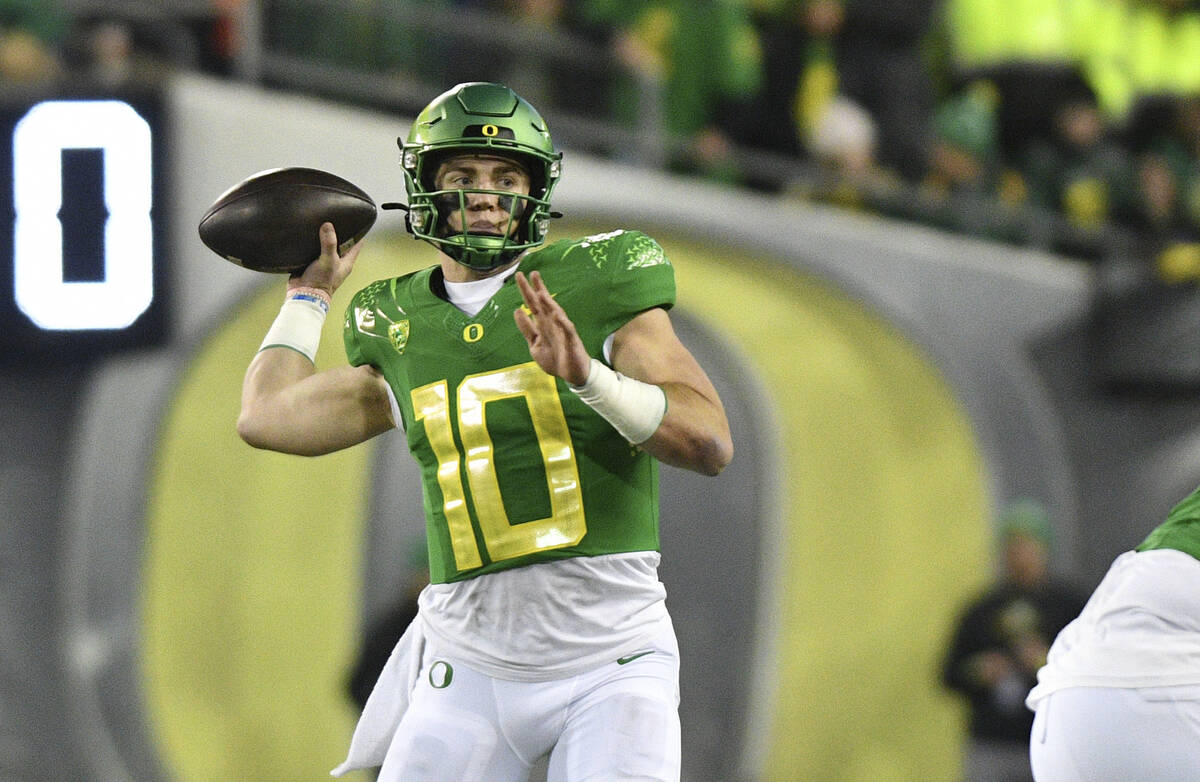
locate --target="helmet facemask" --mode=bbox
[408,153,553,270]
[399,83,562,271]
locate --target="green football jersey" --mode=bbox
[344,229,676,583]
[1136,484,1200,561]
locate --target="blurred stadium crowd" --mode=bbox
[6,0,1200,276]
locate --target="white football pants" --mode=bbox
[377,626,681,782]
[1030,685,1200,781]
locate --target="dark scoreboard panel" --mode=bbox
[0,86,169,363]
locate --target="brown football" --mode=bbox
[198,167,377,273]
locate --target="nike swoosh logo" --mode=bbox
[616,651,655,665]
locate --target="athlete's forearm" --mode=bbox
[607,308,732,476]
[638,380,732,476]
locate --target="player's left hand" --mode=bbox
[513,270,591,386]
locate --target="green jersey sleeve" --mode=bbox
[530,229,675,359]
[343,277,397,370]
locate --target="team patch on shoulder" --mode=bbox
[389,319,411,353]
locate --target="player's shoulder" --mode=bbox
[348,267,429,309]
[344,267,432,345]
[541,229,670,272]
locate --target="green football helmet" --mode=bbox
[399,82,563,270]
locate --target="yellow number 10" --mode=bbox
[412,362,586,571]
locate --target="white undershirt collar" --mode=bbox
[443,263,521,317]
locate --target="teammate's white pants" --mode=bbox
[1029,685,1200,781]
[376,625,681,782]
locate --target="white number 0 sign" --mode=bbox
[13,100,152,330]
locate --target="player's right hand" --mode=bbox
[513,270,591,387]
[288,222,364,296]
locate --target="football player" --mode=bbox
[1026,488,1200,781]
[238,82,733,782]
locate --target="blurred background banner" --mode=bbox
[7,2,1200,781]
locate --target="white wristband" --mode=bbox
[258,294,328,363]
[569,358,667,444]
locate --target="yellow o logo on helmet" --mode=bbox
[482,124,499,137]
